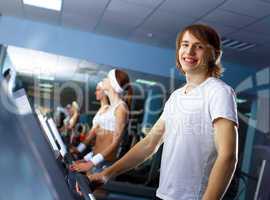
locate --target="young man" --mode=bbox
[87,24,238,200]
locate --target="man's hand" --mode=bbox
[75,171,108,196]
[88,170,109,188]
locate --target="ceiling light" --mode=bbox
[23,0,62,11]
[39,83,54,89]
[37,75,55,81]
[136,79,156,86]
[236,98,248,104]
[221,37,256,51]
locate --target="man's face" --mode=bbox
[178,31,209,74]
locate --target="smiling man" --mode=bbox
[87,24,239,200]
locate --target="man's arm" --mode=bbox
[202,118,238,200]
[97,117,165,180]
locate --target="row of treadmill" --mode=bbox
[1,75,269,200]
[0,76,162,200]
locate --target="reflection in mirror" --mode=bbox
[0,44,183,134]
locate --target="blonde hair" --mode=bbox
[72,101,79,112]
[176,24,224,78]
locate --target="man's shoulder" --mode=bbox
[206,77,234,92]
[205,78,236,101]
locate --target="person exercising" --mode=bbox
[88,24,239,200]
[69,82,109,160]
[70,69,132,173]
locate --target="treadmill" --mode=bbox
[0,79,95,200]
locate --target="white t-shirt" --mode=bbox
[156,77,238,200]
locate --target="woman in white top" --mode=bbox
[69,82,109,155]
[88,24,238,200]
[70,69,132,173]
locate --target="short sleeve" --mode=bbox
[209,87,238,126]
[160,103,168,121]
[160,92,175,121]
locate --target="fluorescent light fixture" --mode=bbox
[23,0,62,11]
[37,75,55,81]
[221,37,256,52]
[38,87,53,93]
[39,83,54,89]
[136,79,157,86]
[236,98,248,104]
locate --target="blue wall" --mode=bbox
[0,16,257,88]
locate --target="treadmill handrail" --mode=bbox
[74,172,96,200]
[46,117,67,156]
